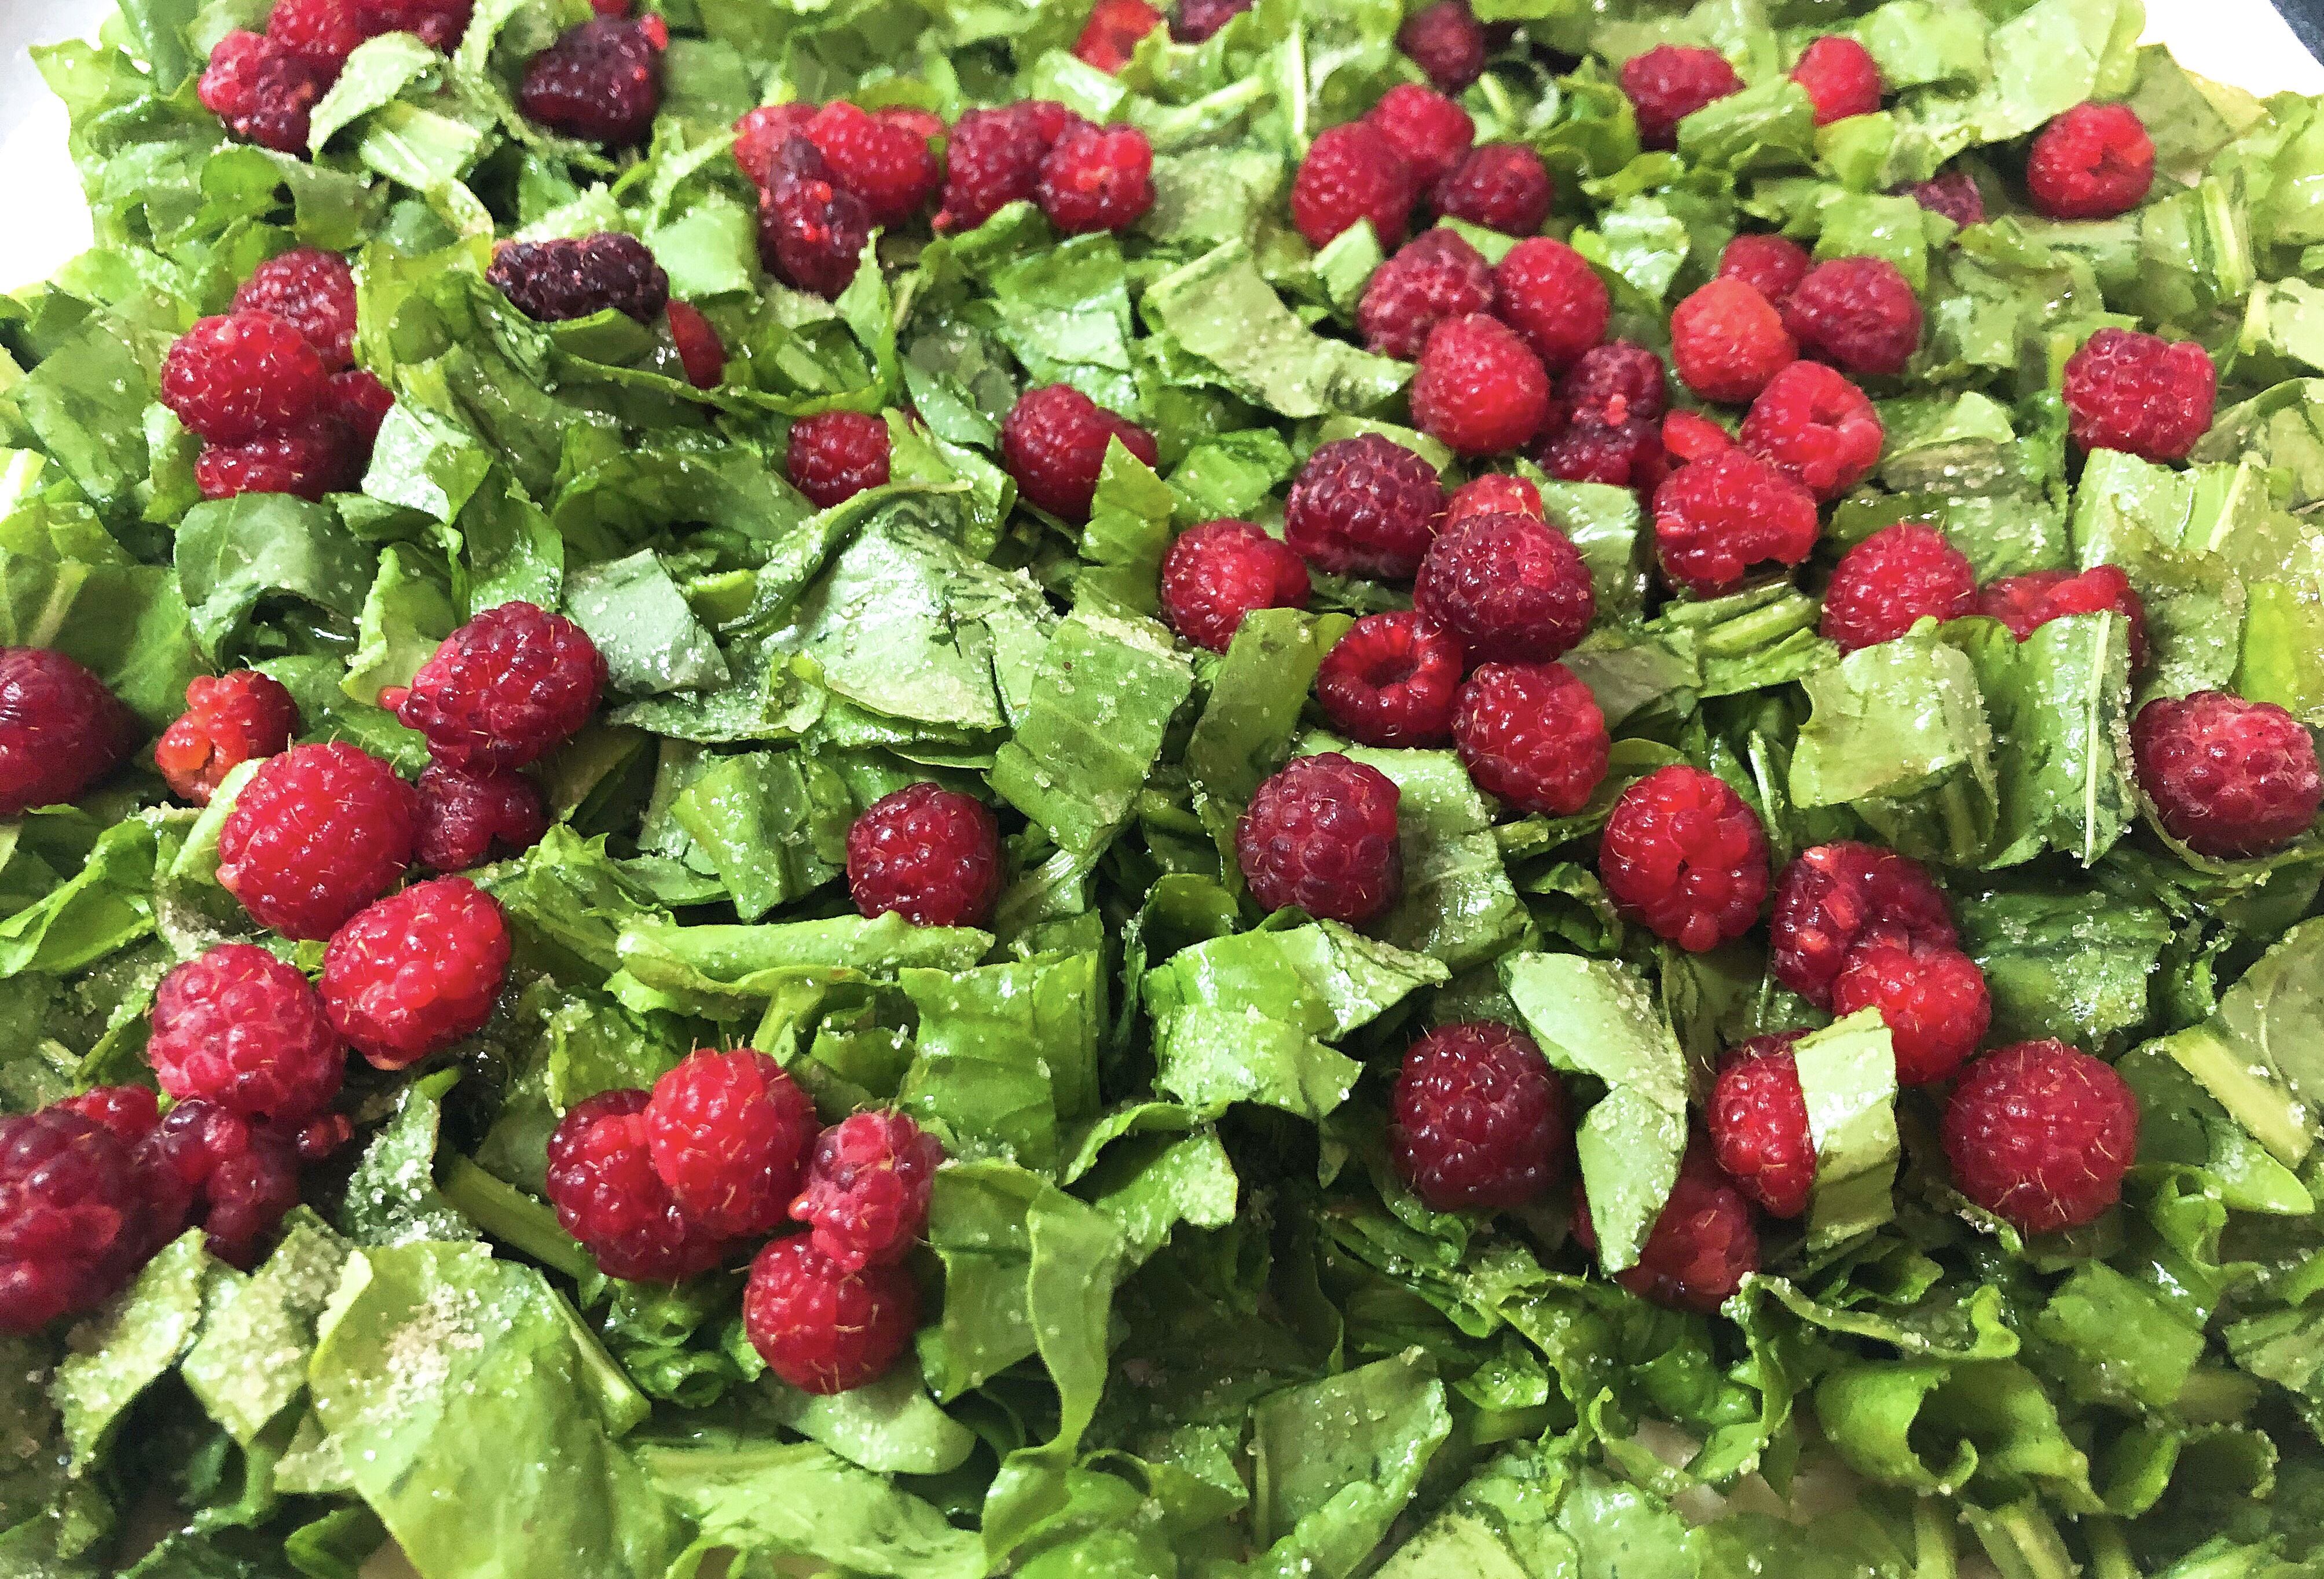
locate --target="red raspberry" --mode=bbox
[1414,511,1593,663]
[1790,35,1882,125]
[1038,122,1156,234]
[745,1236,918,1394]
[846,783,1004,928]
[1718,233,1812,305]
[1453,661,1609,816]
[665,301,726,389]
[518,16,662,145]
[789,1110,944,1271]
[232,248,358,369]
[1559,341,1667,428]
[1443,472,1542,526]
[217,743,419,939]
[59,1086,163,1146]
[1740,359,1882,500]
[1160,519,1313,652]
[1,1108,168,1331]
[1974,566,2149,669]
[1072,0,1163,71]
[935,102,1079,233]
[1236,752,1403,923]
[2027,102,2154,220]
[1831,933,1991,1085]
[486,233,669,322]
[999,384,1159,522]
[1357,229,1494,361]
[547,1090,729,1283]
[1709,1045,1814,1218]
[1782,256,1922,379]
[1390,1022,1572,1210]
[1172,0,1251,41]
[1282,434,1443,579]
[1366,84,1475,189]
[138,1100,297,1269]
[1941,1041,2137,1233]
[1651,452,1820,597]
[643,1049,819,1241]
[195,417,361,502]
[327,369,394,451]
[1289,121,1415,249]
[1820,524,1976,650]
[1494,237,1610,373]
[266,0,365,71]
[1598,765,1769,951]
[800,102,940,226]
[1663,408,1735,464]
[2132,691,2323,859]
[1412,314,1553,457]
[1769,840,1956,1008]
[415,763,548,872]
[1315,612,1464,747]
[1907,168,1985,228]
[385,601,607,772]
[163,311,329,446]
[1398,0,1487,93]
[1542,418,1667,494]
[1574,1143,1758,1313]
[322,877,509,1068]
[0,648,138,818]
[734,102,818,189]
[296,1112,355,1161]
[1670,278,1797,404]
[149,945,344,1123]
[355,0,471,47]
[1621,45,1743,150]
[760,138,875,299]
[199,31,328,155]
[1432,144,1553,236]
[2061,328,2215,463]
[787,410,892,508]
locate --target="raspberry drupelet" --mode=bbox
[1038,123,1157,236]
[1820,524,1977,651]
[2131,691,2323,859]
[1790,36,1883,125]
[1414,511,1594,663]
[1412,314,1554,456]
[148,945,345,1123]
[321,877,511,1068]
[1282,434,1444,579]
[1443,472,1544,526]
[1782,256,1922,379]
[1398,0,1487,93]
[787,411,893,508]
[1172,0,1251,41]
[1236,752,1404,923]
[1071,0,1164,72]
[1718,233,1813,306]
[1574,1143,1759,1313]
[139,1100,300,1269]
[1358,230,1495,361]
[1315,612,1465,747]
[233,247,359,369]
[664,301,727,389]
[1651,451,1820,598]
[1740,360,1883,500]
[487,233,670,322]
[1494,237,1611,373]
[744,1236,919,1393]
[1907,168,1985,229]
[1669,278,1797,405]
[1,1107,173,1332]
[199,31,330,155]
[1159,520,1313,652]
[386,601,607,772]
[164,311,331,446]
[2061,328,2216,462]
[1432,143,1554,236]
[1289,122,1416,249]
[1000,384,1159,522]
[760,136,877,299]
[644,1049,820,1241]
[2026,102,2154,220]
[1830,932,1991,1085]
[1366,84,1475,189]
[1621,45,1743,150]
[846,783,1005,929]
[1941,1041,2138,1234]
[216,743,419,939]
[1708,1040,1815,1218]
[1974,566,2149,670]
[517,15,664,146]
[0,648,138,818]
[415,763,549,872]
[1597,765,1770,952]
[789,1110,945,1270]
[1390,1022,1573,1210]
[547,1090,730,1283]
[1769,840,1956,1007]
[1453,661,1610,816]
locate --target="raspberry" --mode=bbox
[1235,752,1404,923]
[1411,314,1553,456]
[1574,1143,1758,1313]
[744,1236,918,1394]
[1941,1041,2137,1233]
[415,763,549,871]
[1315,611,1464,747]
[1670,278,1798,404]
[1975,566,2149,669]
[217,743,417,939]
[1432,144,1553,236]
[199,31,328,155]
[786,410,892,508]
[735,103,819,189]
[1542,418,1666,494]
[1,1109,167,1331]
[356,0,472,47]
[936,103,1073,232]
[1782,256,1922,379]
[1172,0,1250,41]
[327,369,394,451]
[642,1049,819,1241]
[266,0,366,71]
[1160,519,1313,652]
[1769,840,1956,1008]
[2027,102,2154,220]
[1038,122,1156,234]
[1397,0,1487,93]
[1443,472,1542,526]
[0,649,138,818]
[322,876,509,1069]
[664,301,725,389]
[1718,233,1812,305]
[760,138,876,299]
[60,1086,163,1146]
[518,16,662,145]
[789,1110,944,1271]
[1494,237,1611,373]
[546,1090,729,1283]
[1357,230,1494,361]
[1907,168,1985,228]
[195,417,361,502]
[1289,122,1415,249]
[1598,765,1769,951]
[1831,934,1991,1085]
[999,384,1159,522]
[2061,328,2216,463]
[1366,84,1475,189]
[1559,341,1667,428]
[296,1112,354,1161]
[1453,661,1609,816]
[1709,1045,1814,1218]
[1282,434,1443,579]
[232,248,358,372]
[805,101,941,226]
[385,601,607,771]
[1739,360,1882,502]
[1790,35,1882,125]
[487,233,669,323]
[1390,1022,1572,1210]
[149,945,344,1123]
[139,1100,298,1269]
[2132,691,2323,859]
[1073,0,1163,71]
[1621,45,1743,150]
[1820,524,1977,650]
[1662,408,1735,464]
[845,783,1005,928]
[1414,512,1593,663]
[163,311,329,446]
[1651,451,1820,597]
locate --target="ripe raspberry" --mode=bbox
[936,102,1079,233]
[1769,840,1956,1007]
[1559,341,1667,427]
[1574,1143,1759,1313]
[1366,84,1475,189]
[733,102,818,189]
[846,783,1004,928]
[232,248,358,371]
[149,945,344,1123]
[518,16,662,145]
[1598,765,1769,951]
[199,31,328,155]
[1975,566,2149,669]
[1282,434,1443,579]
[1389,1022,1571,1210]
[1790,35,1882,125]
[1315,611,1464,747]
[138,1100,298,1269]
[1453,661,1610,816]
[322,877,509,1068]
[385,601,607,772]
[1542,418,1667,494]
[1432,144,1553,236]
[2131,691,2323,859]
[1443,472,1542,526]
[356,0,472,47]
[1718,233,1812,306]
[1663,408,1735,464]
[1621,45,1743,150]
[1357,229,1494,361]
[218,743,417,939]
[1159,519,1313,652]
[664,300,725,389]
[760,138,875,299]
[487,233,669,323]
[1289,121,1415,249]
[1670,278,1797,405]
[1907,168,1985,228]
[0,649,138,818]
[1651,452,1820,597]
[2061,328,2216,463]
[415,763,548,872]
[195,417,361,502]
[1941,1041,2137,1233]
[1820,524,1976,650]
[1172,0,1250,41]
[1235,752,1404,923]
[641,1049,820,1241]
[1072,0,1163,71]
[1831,933,1991,1085]
[1782,257,1922,379]
[1414,512,1593,663]
[163,311,329,446]
[745,1236,918,1394]
[1740,359,1882,500]
[787,410,892,508]
[0,1108,167,1331]
[1494,237,1611,373]
[1038,122,1156,234]
[266,0,365,71]
[2027,102,2154,220]
[1398,0,1487,93]
[59,1086,163,1146]
[546,1090,729,1283]
[999,384,1159,522]
[789,1110,944,1271]
[1709,1045,1814,1218]
[801,101,941,226]
[327,368,394,451]
[1411,314,1553,456]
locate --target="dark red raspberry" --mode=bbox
[789,1110,944,1271]
[760,138,876,299]
[2027,102,2154,220]
[266,0,365,71]
[1831,933,1990,1085]
[1718,233,1812,305]
[1494,237,1610,373]
[1942,1041,2137,1233]
[1289,121,1415,249]
[1651,451,1820,598]
[1072,0,1164,71]
[296,1112,354,1161]
[1358,229,1494,361]
[1782,256,1922,379]
[1621,45,1743,150]
[1574,1143,1758,1313]
[139,1100,297,1269]
[734,103,818,189]
[232,247,358,369]
[1366,84,1475,189]
[2132,691,2323,859]
[1390,1022,1571,1210]
[1790,35,1882,125]
[1709,1045,1814,1218]
[1670,278,1797,404]
[1443,472,1542,526]
[385,601,607,772]
[1315,611,1464,747]
[1414,511,1593,663]
[321,876,509,1068]
[0,648,138,818]
[1235,752,1403,923]
[1975,567,2149,669]
[487,233,669,323]
[199,31,328,155]
[327,368,394,450]
[547,1090,729,1283]
[1172,0,1250,41]
[800,101,940,226]
[1159,519,1313,652]
[415,763,548,872]
[935,102,1079,232]
[1769,840,1956,1008]
[846,783,1004,928]
[1906,168,1985,228]
[1,1108,167,1331]
[1740,359,1881,501]
[1412,314,1552,457]
[2061,328,2215,463]
[149,945,344,1123]
[355,0,472,47]
[999,384,1159,522]
[1820,524,1976,651]
[787,410,892,508]
[1453,661,1609,816]
[664,301,725,389]
[163,311,329,446]
[1542,418,1667,494]
[195,417,360,502]
[518,16,662,145]
[1038,122,1156,234]
[1398,0,1487,93]
[1283,434,1443,579]
[1599,765,1769,951]
[745,1236,918,1394]
[1559,341,1667,427]
[1662,408,1735,464]
[60,1086,163,1146]
[643,1049,819,1240]
[217,743,418,939]
[1432,144,1553,236]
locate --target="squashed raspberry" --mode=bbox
[1432,143,1553,236]
[1236,752,1404,923]
[1598,765,1769,950]
[1542,418,1667,494]
[0,649,138,819]
[1412,313,1553,456]
[846,783,1004,929]
[487,233,670,322]
[1160,519,1313,652]
[644,1049,820,1241]
[1942,1041,2137,1233]
[1782,256,1922,379]
[2132,691,2323,859]
[1662,408,1735,464]
[2027,102,2154,221]
[1072,0,1164,71]
[1907,168,1985,228]
[1621,44,1743,150]
[386,601,607,772]
[1574,1142,1758,1312]
[999,384,1158,522]
[1,1108,170,1331]
[267,0,366,68]
[233,247,358,368]
[1315,611,1464,747]
[1718,233,1812,305]
[787,410,892,508]
[1974,566,2149,669]
[163,311,330,446]
[199,31,328,156]
[1790,35,1882,124]
[1820,523,1975,651]
[745,1236,918,1393]
[1398,0,1487,91]
[2061,328,2215,463]
[1651,451,1820,597]
[789,1110,944,1271]
[1709,1043,1814,1218]
[1670,278,1797,405]
[1740,359,1882,500]
[759,136,875,299]
[138,1100,297,1269]
[1494,237,1611,373]
[149,945,344,1123]
[217,742,419,939]
[1453,661,1609,816]
[1283,434,1443,579]
[547,1090,730,1283]
[664,300,725,389]
[936,102,1078,232]
[1769,840,1956,1007]
[1172,0,1250,41]
[1366,84,1475,189]
[1358,229,1495,361]
[1038,122,1157,234]
[1560,341,1667,428]
[1289,121,1415,249]
[1443,472,1542,526]
[1831,933,1991,1085]
[518,16,663,145]
[321,877,510,1068]
[1390,1022,1572,1210]
[733,102,819,189]
[415,763,548,872]
[195,417,361,502]
[1414,511,1593,663]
